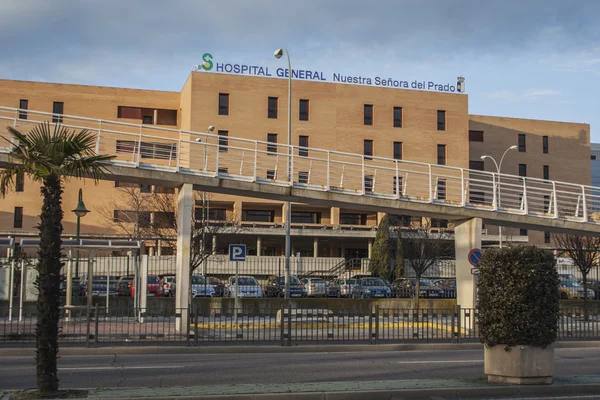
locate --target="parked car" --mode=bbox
[131,275,164,297]
[224,276,263,298]
[159,276,176,297]
[301,277,327,297]
[190,275,215,297]
[337,278,358,298]
[116,276,134,297]
[264,275,306,298]
[207,276,225,297]
[351,278,392,298]
[559,280,594,299]
[81,275,118,296]
[582,280,600,300]
[434,278,456,298]
[391,278,444,298]
[59,276,80,297]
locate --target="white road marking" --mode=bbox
[397,359,483,364]
[59,365,185,371]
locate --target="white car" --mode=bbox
[224,276,264,298]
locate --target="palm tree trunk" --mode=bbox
[36,174,63,394]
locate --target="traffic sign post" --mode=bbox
[229,245,246,321]
[467,248,483,309]
[468,248,482,267]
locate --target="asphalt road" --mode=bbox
[0,347,598,390]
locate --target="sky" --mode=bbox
[1,0,599,141]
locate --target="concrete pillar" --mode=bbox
[377,212,386,225]
[233,200,243,222]
[148,247,155,257]
[282,203,290,223]
[367,239,373,258]
[153,109,158,125]
[257,236,262,256]
[331,207,340,225]
[157,240,162,256]
[313,237,318,258]
[212,235,217,254]
[341,242,346,258]
[455,218,482,312]
[175,183,193,332]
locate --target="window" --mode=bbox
[153,212,175,229]
[299,135,309,157]
[543,136,549,154]
[267,133,278,154]
[437,110,446,131]
[437,179,446,200]
[268,97,278,119]
[113,210,150,228]
[292,211,321,224]
[243,210,274,222]
[543,165,549,180]
[118,106,142,119]
[218,167,228,174]
[52,102,64,123]
[116,140,137,154]
[431,219,448,228]
[19,99,28,120]
[364,175,373,192]
[518,134,526,152]
[393,142,403,160]
[544,195,551,213]
[140,184,151,193]
[592,155,597,160]
[469,130,484,142]
[15,171,24,192]
[340,213,367,225]
[140,142,177,159]
[469,190,485,205]
[544,232,551,244]
[13,207,23,228]
[114,181,137,188]
[393,107,403,128]
[393,176,403,196]
[195,208,227,222]
[142,115,153,124]
[266,170,276,180]
[364,140,373,159]
[364,104,373,125]
[298,171,309,184]
[218,130,228,152]
[520,228,528,236]
[437,144,446,165]
[519,163,527,177]
[469,160,484,171]
[218,93,229,115]
[154,186,175,194]
[299,99,309,121]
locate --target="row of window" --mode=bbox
[219,93,447,130]
[469,161,550,180]
[469,130,550,154]
[17,99,63,122]
[364,141,446,164]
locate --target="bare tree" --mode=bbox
[553,234,600,319]
[403,219,454,309]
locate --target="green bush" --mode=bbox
[478,245,559,348]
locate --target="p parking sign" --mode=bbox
[229,244,246,262]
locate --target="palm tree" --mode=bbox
[0,122,114,395]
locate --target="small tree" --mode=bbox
[553,234,600,319]
[403,219,453,308]
[478,246,559,348]
[369,215,403,281]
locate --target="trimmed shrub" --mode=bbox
[478,245,559,348]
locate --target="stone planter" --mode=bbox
[484,345,554,384]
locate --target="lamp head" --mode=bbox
[509,145,518,150]
[480,155,489,160]
[273,48,284,59]
[195,138,202,142]
[208,125,215,132]
[72,188,90,218]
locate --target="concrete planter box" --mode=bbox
[484,345,554,384]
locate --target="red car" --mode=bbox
[131,275,164,297]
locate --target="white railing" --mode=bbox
[1,106,599,225]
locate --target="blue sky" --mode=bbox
[1,0,599,141]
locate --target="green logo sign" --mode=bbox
[199,53,213,71]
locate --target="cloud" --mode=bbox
[486,89,561,102]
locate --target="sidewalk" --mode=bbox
[4,376,600,399]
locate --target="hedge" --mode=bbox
[478,245,559,348]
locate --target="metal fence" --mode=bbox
[2,304,600,346]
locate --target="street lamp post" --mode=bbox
[274,47,292,299]
[481,145,517,248]
[70,188,90,313]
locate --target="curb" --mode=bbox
[1,340,599,357]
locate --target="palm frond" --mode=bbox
[0,165,21,197]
